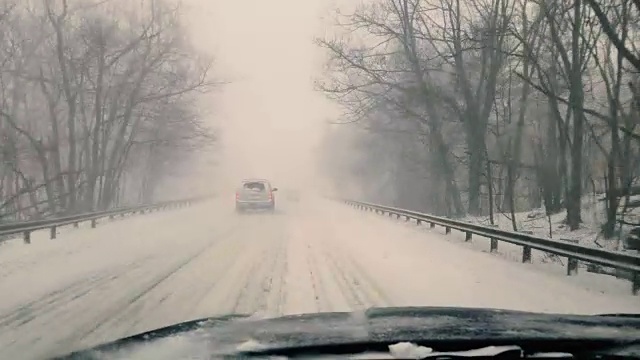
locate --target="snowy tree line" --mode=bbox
[0,0,216,222]
[318,0,640,239]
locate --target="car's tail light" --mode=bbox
[268,191,273,200]
[235,192,239,200]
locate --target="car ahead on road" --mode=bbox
[235,179,278,213]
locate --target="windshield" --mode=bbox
[1,0,639,359]
[242,182,267,192]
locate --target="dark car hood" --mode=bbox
[56,307,640,359]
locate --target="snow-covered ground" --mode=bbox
[0,196,639,360]
[461,194,640,251]
[451,195,639,271]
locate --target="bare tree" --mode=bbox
[319,0,640,243]
[0,0,218,221]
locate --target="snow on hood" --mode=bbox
[57,307,640,359]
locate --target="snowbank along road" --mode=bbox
[1,196,639,359]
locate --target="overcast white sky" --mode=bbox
[178,0,354,193]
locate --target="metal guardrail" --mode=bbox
[0,196,209,244]
[344,199,640,295]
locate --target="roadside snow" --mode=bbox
[460,194,640,253]
[329,198,640,314]
[358,194,639,291]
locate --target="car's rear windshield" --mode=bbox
[243,182,267,191]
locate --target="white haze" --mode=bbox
[175,0,355,196]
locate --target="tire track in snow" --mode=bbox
[323,251,368,310]
[187,213,289,318]
[290,206,391,313]
[0,221,242,360]
[270,237,289,317]
[324,238,393,307]
[230,246,271,314]
[319,243,391,311]
[345,254,394,306]
[55,250,220,355]
[0,257,153,330]
[305,242,335,313]
[189,241,254,316]
[0,257,159,359]
[230,229,289,316]
[256,234,288,317]
[106,214,283,340]
[100,224,249,336]
[70,222,243,345]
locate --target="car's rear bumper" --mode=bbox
[236,200,274,209]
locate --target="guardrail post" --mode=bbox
[73,222,79,228]
[50,226,57,240]
[429,222,435,229]
[396,214,400,220]
[561,238,579,275]
[91,219,97,228]
[490,224,498,253]
[23,231,31,244]
[632,273,639,296]
[416,219,421,225]
[405,215,410,222]
[521,230,533,263]
[445,226,451,234]
[465,231,472,242]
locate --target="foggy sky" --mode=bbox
[180,0,349,193]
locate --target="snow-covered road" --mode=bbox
[1,196,639,359]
